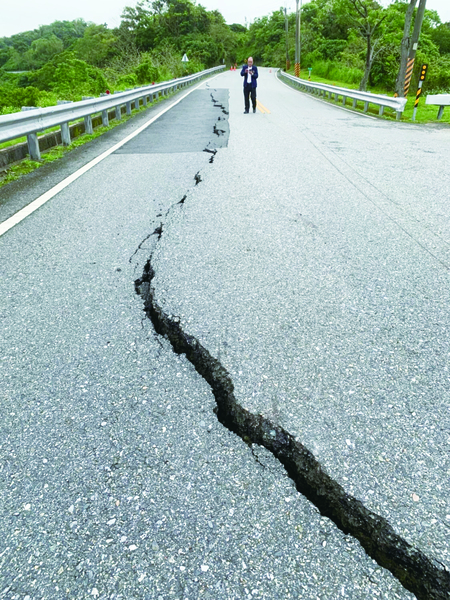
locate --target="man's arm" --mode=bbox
[240,65,247,77]
[253,66,258,79]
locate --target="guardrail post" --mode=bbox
[342,96,346,106]
[124,90,133,115]
[21,107,41,161]
[143,95,147,106]
[437,106,444,120]
[99,93,109,126]
[379,105,384,116]
[363,101,369,113]
[27,133,40,161]
[57,100,72,145]
[352,99,357,109]
[82,97,94,134]
[112,92,122,120]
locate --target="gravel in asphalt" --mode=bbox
[0,79,416,598]
[152,70,450,595]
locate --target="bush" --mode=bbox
[51,59,108,96]
[422,55,450,93]
[309,60,363,85]
[36,90,59,107]
[134,60,159,85]
[0,105,18,115]
[116,73,138,88]
[181,57,205,76]
[0,85,40,109]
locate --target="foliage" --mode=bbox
[1,0,450,118]
[116,73,139,88]
[240,10,296,68]
[26,53,108,97]
[119,0,238,65]
[0,20,88,70]
[286,0,449,94]
[73,25,118,67]
[431,23,450,55]
[134,59,159,84]
[50,59,109,96]
[310,60,364,84]
[0,85,41,108]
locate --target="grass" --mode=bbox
[286,67,450,125]
[0,91,173,190]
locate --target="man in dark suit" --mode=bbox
[240,57,259,114]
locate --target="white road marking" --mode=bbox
[0,73,223,238]
[275,72,378,120]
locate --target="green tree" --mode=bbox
[29,35,64,67]
[74,24,118,66]
[431,22,450,54]
[119,0,237,66]
[29,53,107,96]
[333,0,389,90]
[242,10,295,67]
[50,58,108,96]
[0,20,88,71]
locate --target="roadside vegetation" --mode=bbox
[286,67,450,124]
[245,0,450,123]
[1,0,449,115]
[243,0,450,99]
[0,0,241,115]
[0,0,449,163]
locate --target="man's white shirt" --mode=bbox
[247,68,252,84]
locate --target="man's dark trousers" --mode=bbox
[244,84,256,113]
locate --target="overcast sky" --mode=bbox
[1,0,449,38]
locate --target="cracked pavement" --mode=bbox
[0,70,448,599]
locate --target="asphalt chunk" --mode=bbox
[115,89,229,155]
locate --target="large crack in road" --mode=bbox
[133,90,450,599]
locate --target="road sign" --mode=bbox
[182,54,189,62]
[412,63,428,121]
[419,63,428,82]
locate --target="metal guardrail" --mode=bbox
[0,66,225,161]
[279,70,407,120]
[425,94,450,120]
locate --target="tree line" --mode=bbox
[0,0,241,114]
[0,0,449,115]
[243,0,450,93]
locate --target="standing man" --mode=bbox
[241,57,259,114]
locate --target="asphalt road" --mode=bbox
[0,69,448,599]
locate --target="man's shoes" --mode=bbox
[253,108,257,113]
[244,110,249,114]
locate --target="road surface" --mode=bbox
[1,68,449,599]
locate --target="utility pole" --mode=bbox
[403,0,427,97]
[285,7,290,72]
[295,0,302,77]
